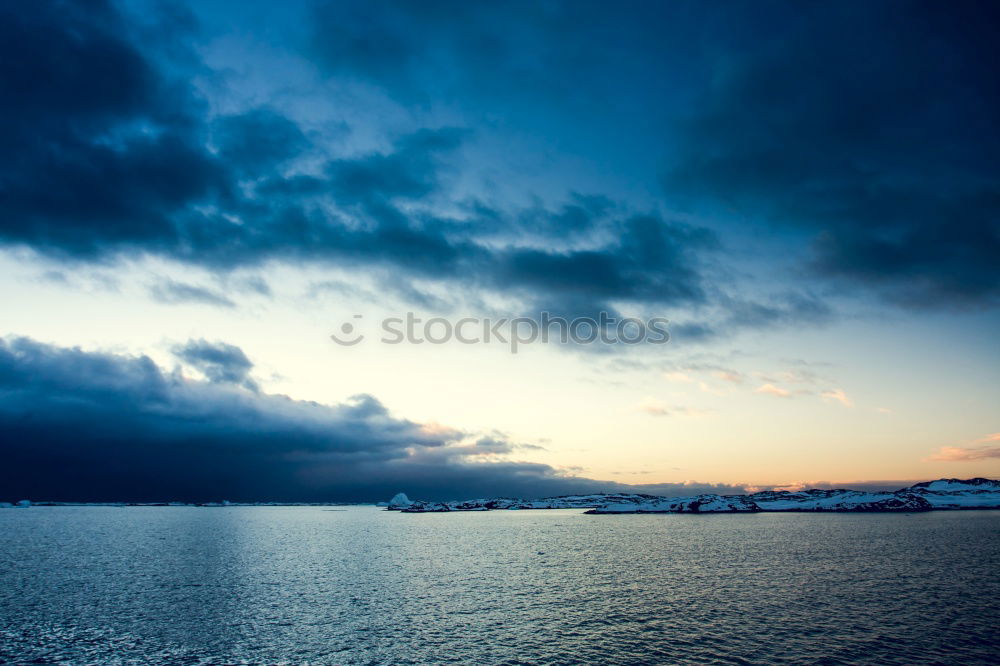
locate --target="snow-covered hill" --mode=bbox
[390,478,1000,513]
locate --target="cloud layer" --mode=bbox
[0,0,723,322]
[6,0,994,333]
[665,1,1000,308]
[0,336,751,502]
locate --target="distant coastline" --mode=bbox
[5,479,999,514]
[384,478,1000,514]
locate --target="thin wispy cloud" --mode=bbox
[663,371,694,383]
[926,446,1000,462]
[755,383,791,398]
[715,370,744,384]
[820,389,853,407]
[149,281,236,308]
[697,381,728,397]
[924,433,1000,462]
[635,397,708,418]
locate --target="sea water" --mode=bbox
[2,506,998,664]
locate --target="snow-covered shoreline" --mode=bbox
[386,478,1000,514]
[5,479,997,513]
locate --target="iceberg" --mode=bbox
[386,492,413,509]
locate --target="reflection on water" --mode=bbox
[2,506,999,664]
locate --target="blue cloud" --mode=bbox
[665,1,1000,308]
[5,0,992,339]
[172,339,258,390]
[0,1,721,321]
[149,280,236,308]
[0,336,754,502]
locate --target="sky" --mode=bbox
[1,0,998,502]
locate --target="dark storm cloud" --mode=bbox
[308,0,600,102]
[172,339,257,391]
[306,0,998,311]
[324,127,467,203]
[212,108,308,175]
[302,0,999,312]
[245,132,718,311]
[14,0,990,326]
[0,0,723,319]
[666,1,1000,308]
[497,215,716,307]
[0,337,751,502]
[0,336,454,502]
[305,0,701,114]
[0,0,226,258]
[719,293,833,331]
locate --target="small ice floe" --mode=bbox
[15,499,31,508]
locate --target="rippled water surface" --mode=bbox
[2,507,999,665]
